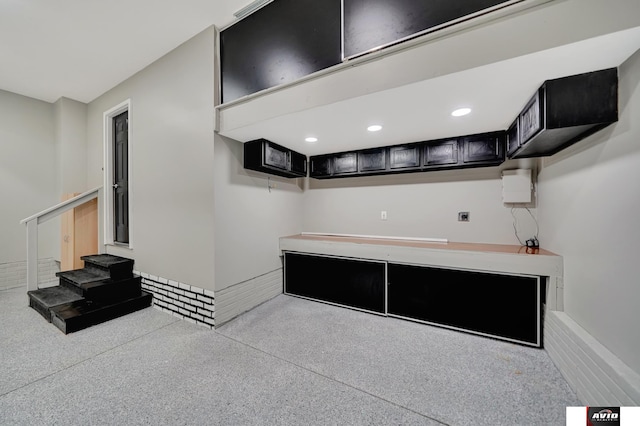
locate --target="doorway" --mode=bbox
[113,111,129,243]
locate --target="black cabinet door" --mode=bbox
[310,155,332,177]
[461,133,505,164]
[264,142,288,170]
[290,151,307,176]
[519,89,544,145]
[333,152,358,175]
[389,144,421,170]
[358,148,387,172]
[387,264,541,346]
[506,119,520,158]
[285,252,386,314]
[423,139,458,167]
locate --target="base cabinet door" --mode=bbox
[285,252,385,314]
[387,263,541,346]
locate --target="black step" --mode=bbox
[28,286,84,322]
[80,254,134,280]
[59,272,142,302]
[50,291,153,334]
[57,269,110,296]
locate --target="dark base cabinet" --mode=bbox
[388,264,542,347]
[284,252,385,314]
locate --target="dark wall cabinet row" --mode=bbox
[244,139,307,178]
[507,68,618,159]
[221,0,512,102]
[310,132,505,179]
[284,252,542,347]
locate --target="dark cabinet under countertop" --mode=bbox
[387,263,542,346]
[244,139,307,178]
[285,252,386,314]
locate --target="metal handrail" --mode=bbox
[20,186,103,291]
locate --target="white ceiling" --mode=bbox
[2,0,640,159]
[0,0,248,103]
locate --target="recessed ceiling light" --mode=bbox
[305,137,318,143]
[367,125,383,132]
[451,108,472,117]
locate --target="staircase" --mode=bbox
[27,254,152,334]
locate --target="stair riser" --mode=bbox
[82,260,134,280]
[59,276,142,302]
[28,296,53,322]
[51,292,152,334]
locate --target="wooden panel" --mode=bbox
[60,193,78,272]
[73,199,98,269]
[60,193,98,271]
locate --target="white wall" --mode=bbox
[303,160,538,245]
[0,90,58,264]
[54,97,88,195]
[538,49,640,373]
[213,135,304,291]
[85,27,216,290]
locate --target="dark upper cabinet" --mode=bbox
[310,155,332,177]
[290,151,307,176]
[461,132,505,165]
[220,0,341,103]
[509,68,618,159]
[389,144,421,170]
[309,152,358,178]
[333,152,358,175]
[506,118,520,158]
[244,139,307,178]
[423,139,458,168]
[358,148,387,173]
[343,0,509,59]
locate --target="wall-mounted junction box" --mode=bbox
[502,169,532,203]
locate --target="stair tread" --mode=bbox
[57,269,110,284]
[28,286,84,308]
[80,254,133,268]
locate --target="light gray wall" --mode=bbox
[54,97,88,195]
[213,135,304,291]
[86,27,216,290]
[538,49,640,373]
[0,90,58,264]
[303,160,538,245]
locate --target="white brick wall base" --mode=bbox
[214,269,282,327]
[137,270,214,329]
[0,258,59,290]
[545,310,640,405]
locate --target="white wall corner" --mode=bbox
[544,310,640,405]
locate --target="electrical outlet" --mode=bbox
[381,211,387,221]
[458,211,469,222]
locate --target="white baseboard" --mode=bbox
[545,310,640,405]
[214,269,282,327]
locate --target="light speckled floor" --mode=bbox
[0,286,579,425]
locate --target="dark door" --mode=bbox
[113,111,129,243]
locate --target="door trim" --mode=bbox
[103,99,133,249]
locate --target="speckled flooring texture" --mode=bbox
[1,286,579,425]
